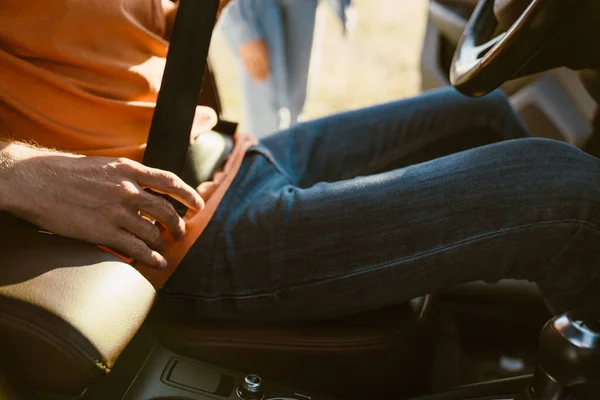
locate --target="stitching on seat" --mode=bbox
[1,311,102,371]
[95,361,111,374]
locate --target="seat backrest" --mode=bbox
[0,213,156,394]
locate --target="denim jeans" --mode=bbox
[162,87,600,322]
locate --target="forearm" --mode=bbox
[0,140,203,269]
[0,141,75,213]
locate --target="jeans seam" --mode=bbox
[164,218,600,301]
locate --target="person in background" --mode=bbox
[219,0,354,138]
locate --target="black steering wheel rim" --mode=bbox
[450,0,568,97]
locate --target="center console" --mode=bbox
[82,328,334,400]
[122,346,331,400]
[78,311,600,400]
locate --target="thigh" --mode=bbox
[163,138,600,322]
[261,87,531,187]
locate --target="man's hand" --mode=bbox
[1,143,204,269]
[239,39,270,82]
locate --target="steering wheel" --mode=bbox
[450,0,576,97]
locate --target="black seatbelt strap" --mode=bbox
[143,0,220,175]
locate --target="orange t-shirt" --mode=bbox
[0,0,256,288]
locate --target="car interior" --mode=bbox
[2,0,600,399]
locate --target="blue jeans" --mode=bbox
[163,88,600,322]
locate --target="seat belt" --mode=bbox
[143,0,220,211]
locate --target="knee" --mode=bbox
[475,89,516,119]
[502,137,593,169]
[474,89,531,140]
[483,88,510,104]
[488,137,600,188]
[509,138,600,212]
[514,137,585,159]
[431,86,518,124]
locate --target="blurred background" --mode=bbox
[210,0,428,130]
[210,0,597,146]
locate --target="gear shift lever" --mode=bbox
[519,313,600,400]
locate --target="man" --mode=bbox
[0,0,244,280]
[2,0,600,322]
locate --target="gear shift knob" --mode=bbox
[521,313,600,400]
[236,374,264,400]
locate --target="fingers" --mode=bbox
[136,191,186,239]
[119,212,165,251]
[106,230,167,269]
[135,167,204,211]
[102,159,204,267]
